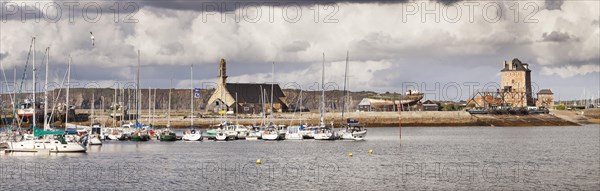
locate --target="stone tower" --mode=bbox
[219,58,227,85]
[501,58,533,107]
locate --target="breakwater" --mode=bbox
[69,110,581,128]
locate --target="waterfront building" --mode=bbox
[500,58,534,107]
[206,59,288,114]
[536,89,554,108]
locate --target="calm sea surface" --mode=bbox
[1,125,599,190]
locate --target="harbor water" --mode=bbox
[1,125,599,190]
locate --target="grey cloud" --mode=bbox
[0,52,7,60]
[545,0,564,10]
[282,41,310,52]
[541,31,577,42]
[140,0,469,11]
[158,42,184,56]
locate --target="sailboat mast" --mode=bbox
[32,37,36,129]
[260,85,264,126]
[299,89,303,126]
[148,87,151,124]
[190,64,193,127]
[113,84,116,127]
[43,47,49,130]
[235,92,238,124]
[153,88,156,125]
[136,49,140,126]
[92,92,95,124]
[12,65,16,124]
[341,51,348,126]
[270,62,274,121]
[168,79,172,128]
[320,53,325,127]
[65,56,71,127]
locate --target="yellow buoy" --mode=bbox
[256,159,261,164]
[368,150,373,154]
[348,153,353,157]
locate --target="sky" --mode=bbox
[0,0,598,101]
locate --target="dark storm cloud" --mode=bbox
[545,0,564,10]
[140,0,464,11]
[541,31,577,42]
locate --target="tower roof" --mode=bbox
[502,58,531,72]
[537,89,553,95]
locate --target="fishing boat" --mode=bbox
[16,99,43,121]
[159,129,177,141]
[129,129,150,141]
[88,123,103,145]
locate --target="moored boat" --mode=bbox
[338,118,367,140]
[285,125,304,140]
[182,128,202,141]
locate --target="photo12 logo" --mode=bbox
[400,1,540,23]
[1,1,139,23]
[199,2,340,24]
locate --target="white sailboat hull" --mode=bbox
[285,133,303,140]
[314,130,338,140]
[8,140,87,152]
[215,133,228,141]
[262,133,280,140]
[182,134,202,141]
[88,137,102,145]
[340,129,367,140]
[107,134,120,140]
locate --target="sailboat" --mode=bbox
[129,50,150,141]
[231,93,249,140]
[313,53,337,140]
[158,78,177,142]
[262,62,284,140]
[8,40,85,152]
[183,64,203,141]
[285,89,304,140]
[338,51,367,140]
